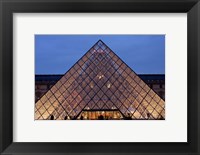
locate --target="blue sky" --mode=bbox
[35,35,165,74]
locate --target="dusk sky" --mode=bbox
[35,35,165,74]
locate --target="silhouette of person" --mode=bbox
[98,115,104,120]
[147,113,150,119]
[127,113,132,120]
[124,113,131,120]
[50,115,54,120]
[80,115,84,120]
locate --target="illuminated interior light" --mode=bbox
[97,74,104,80]
[107,83,111,88]
[90,84,94,88]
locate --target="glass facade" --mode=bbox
[35,40,165,120]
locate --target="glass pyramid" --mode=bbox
[35,40,165,120]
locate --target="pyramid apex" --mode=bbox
[96,39,104,45]
[97,39,103,42]
[92,39,108,52]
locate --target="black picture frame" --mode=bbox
[0,0,199,154]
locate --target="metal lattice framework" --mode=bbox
[35,40,165,120]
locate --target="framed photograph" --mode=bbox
[0,0,199,154]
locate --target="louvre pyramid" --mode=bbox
[35,40,165,120]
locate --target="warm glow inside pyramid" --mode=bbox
[35,40,165,120]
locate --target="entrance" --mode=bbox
[77,109,124,120]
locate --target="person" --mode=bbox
[98,115,104,120]
[147,113,151,119]
[127,113,132,120]
[50,115,54,120]
[80,115,83,120]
